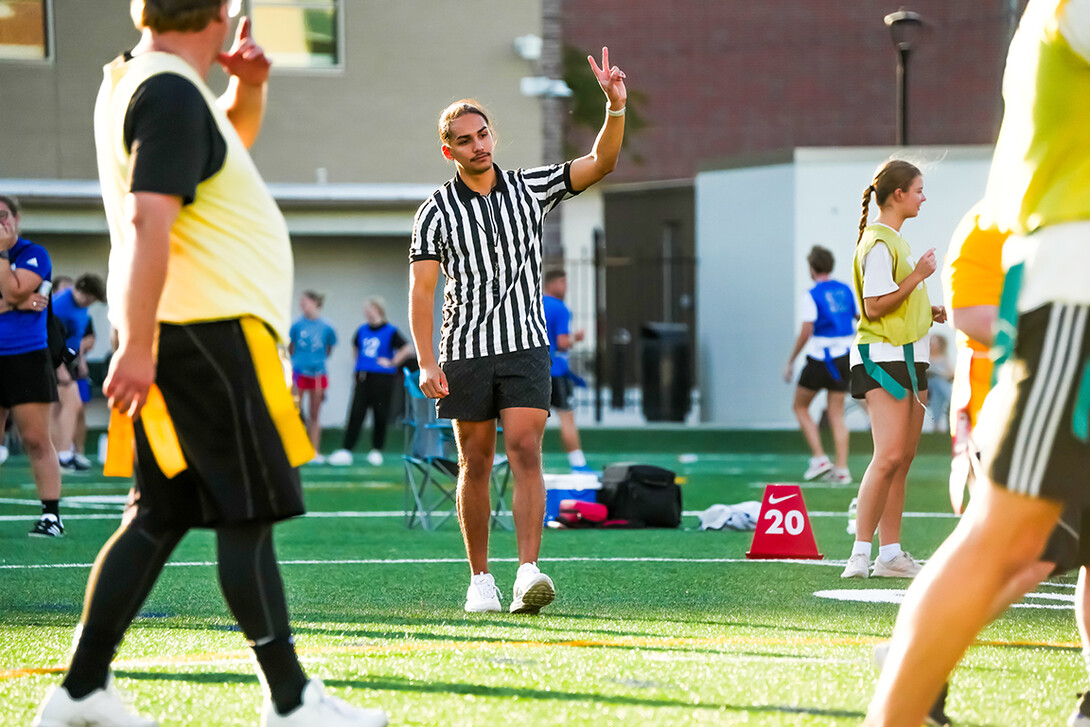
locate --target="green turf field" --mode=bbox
[0,430,1082,725]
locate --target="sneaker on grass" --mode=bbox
[327,449,353,466]
[29,515,64,538]
[366,450,383,466]
[840,553,869,579]
[1069,691,1090,727]
[804,455,832,481]
[465,573,501,613]
[263,679,387,727]
[509,562,555,614]
[827,467,852,485]
[59,453,90,472]
[33,677,157,727]
[872,551,923,578]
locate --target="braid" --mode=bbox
[857,185,875,245]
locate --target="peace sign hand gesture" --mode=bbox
[587,46,627,110]
[217,17,271,86]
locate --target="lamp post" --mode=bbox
[884,9,923,146]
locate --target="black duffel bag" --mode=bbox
[599,463,681,528]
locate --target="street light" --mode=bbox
[884,9,923,146]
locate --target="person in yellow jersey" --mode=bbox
[866,1,1090,724]
[840,160,946,581]
[32,2,387,726]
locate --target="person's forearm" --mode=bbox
[220,77,266,149]
[864,272,923,320]
[587,109,625,179]
[409,286,436,367]
[121,216,170,352]
[950,305,997,348]
[392,343,415,367]
[787,331,809,364]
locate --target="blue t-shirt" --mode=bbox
[354,323,406,374]
[289,316,337,376]
[809,280,857,338]
[543,294,571,377]
[51,288,90,353]
[0,237,52,356]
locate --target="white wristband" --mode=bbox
[606,104,626,117]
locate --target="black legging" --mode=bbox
[63,518,307,712]
[342,371,397,451]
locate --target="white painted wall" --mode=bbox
[696,145,995,427]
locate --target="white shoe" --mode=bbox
[827,467,852,485]
[33,679,158,726]
[872,551,923,578]
[509,562,555,614]
[327,449,353,466]
[464,573,502,613]
[0,444,10,464]
[840,553,870,579]
[262,679,387,727]
[804,455,833,481]
[366,450,383,466]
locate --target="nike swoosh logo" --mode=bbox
[768,494,797,505]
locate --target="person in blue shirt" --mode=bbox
[0,194,64,537]
[288,291,337,463]
[50,273,106,472]
[543,270,592,473]
[328,297,413,467]
[783,245,858,485]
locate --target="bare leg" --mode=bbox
[865,483,1061,727]
[826,391,849,470]
[853,389,916,546]
[306,387,325,453]
[792,387,824,459]
[13,402,61,501]
[1078,567,1090,685]
[74,404,87,455]
[51,365,79,455]
[499,407,548,565]
[876,391,926,547]
[453,419,497,575]
[557,409,581,454]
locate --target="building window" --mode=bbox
[0,0,49,61]
[251,0,340,70]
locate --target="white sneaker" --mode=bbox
[327,449,353,466]
[464,573,502,613]
[366,450,383,466]
[0,444,10,464]
[840,553,870,579]
[827,467,852,485]
[872,551,923,578]
[509,562,555,614]
[304,454,326,466]
[804,455,833,481]
[262,679,387,727]
[33,679,158,726]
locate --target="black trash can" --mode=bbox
[640,322,691,422]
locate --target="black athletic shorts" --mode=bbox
[551,376,575,411]
[798,354,851,393]
[437,347,551,421]
[984,303,1090,511]
[1040,504,1090,575]
[129,319,305,529]
[850,361,930,400]
[0,347,58,408]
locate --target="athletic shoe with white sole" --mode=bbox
[29,515,64,538]
[366,450,383,466]
[804,455,833,481]
[872,551,923,578]
[509,562,555,614]
[0,444,8,465]
[262,679,387,727]
[327,449,353,466]
[827,467,852,485]
[840,553,870,579]
[464,573,502,613]
[33,678,158,727]
[1069,692,1090,727]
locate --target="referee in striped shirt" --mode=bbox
[409,48,627,615]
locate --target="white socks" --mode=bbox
[878,543,902,562]
[852,541,872,559]
[568,450,587,468]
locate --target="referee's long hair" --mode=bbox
[857,160,921,245]
[438,99,493,147]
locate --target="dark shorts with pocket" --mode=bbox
[850,361,930,400]
[437,347,551,421]
[0,347,58,408]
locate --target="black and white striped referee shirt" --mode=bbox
[410,162,578,363]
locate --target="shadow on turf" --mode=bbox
[114,670,865,718]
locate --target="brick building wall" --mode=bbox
[563,1,1026,183]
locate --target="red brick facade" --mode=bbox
[564,1,1026,183]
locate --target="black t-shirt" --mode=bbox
[123,72,227,205]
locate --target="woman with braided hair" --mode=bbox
[840,160,947,580]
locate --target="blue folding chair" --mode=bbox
[402,370,511,530]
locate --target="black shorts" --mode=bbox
[129,319,306,529]
[798,354,850,393]
[850,361,930,400]
[551,376,575,411]
[437,347,551,421]
[0,348,58,408]
[984,303,1090,510]
[1040,504,1090,575]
